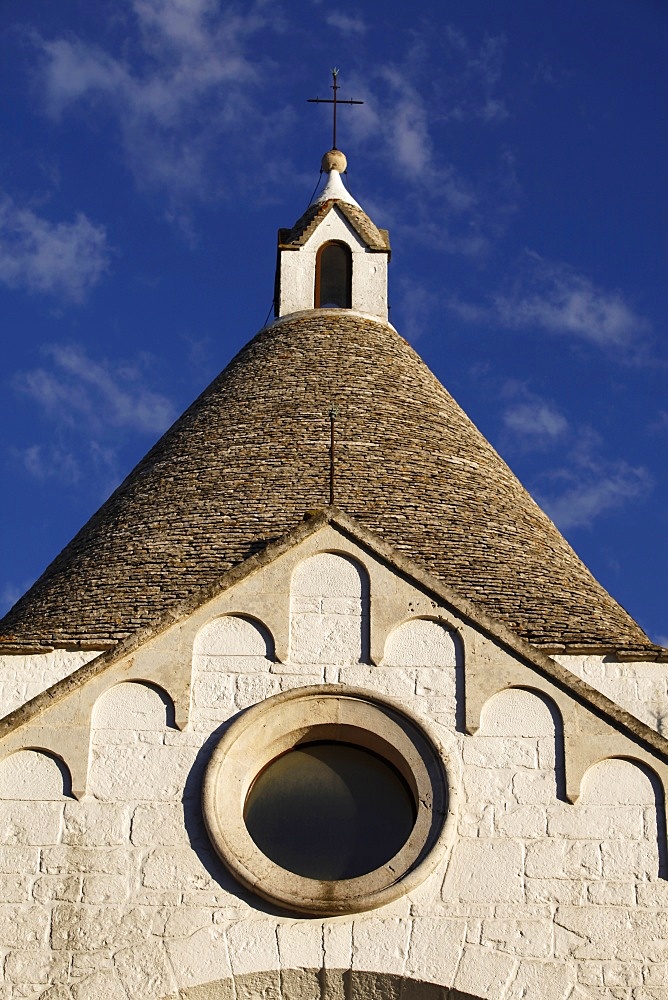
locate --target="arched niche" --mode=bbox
[476,687,564,802]
[290,551,370,665]
[314,240,352,308]
[194,614,274,660]
[579,756,666,877]
[0,747,71,800]
[91,680,175,734]
[383,617,464,730]
[89,681,184,802]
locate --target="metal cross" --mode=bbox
[308,68,363,150]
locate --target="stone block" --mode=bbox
[131,803,188,846]
[351,917,411,974]
[72,969,128,1000]
[0,873,32,902]
[234,673,281,709]
[601,840,658,881]
[463,737,538,770]
[281,967,321,1000]
[4,946,69,986]
[323,921,353,968]
[443,841,524,903]
[0,801,63,846]
[586,882,636,906]
[525,840,601,880]
[81,874,130,904]
[226,920,280,976]
[164,906,213,939]
[63,801,130,846]
[0,845,39,874]
[480,918,551,958]
[505,959,575,1000]
[277,921,323,967]
[33,875,81,904]
[88,745,195,800]
[0,904,49,948]
[404,916,464,982]
[452,944,516,996]
[50,903,152,951]
[547,805,644,841]
[512,769,556,804]
[495,804,547,839]
[142,849,214,891]
[41,847,138,876]
[524,877,585,906]
[114,940,177,1000]
[167,926,232,988]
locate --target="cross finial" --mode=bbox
[308,69,363,151]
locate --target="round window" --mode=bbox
[202,686,449,915]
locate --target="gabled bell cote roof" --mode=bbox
[0,151,660,658]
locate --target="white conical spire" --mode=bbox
[314,149,361,208]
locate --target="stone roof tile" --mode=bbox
[0,312,653,652]
[278,200,390,252]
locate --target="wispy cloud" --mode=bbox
[496,254,648,348]
[441,28,509,122]
[36,0,284,205]
[496,383,652,529]
[539,459,651,531]
[15,343,176,435]
[326,13,367,35]
[503,400,568,445]
[0,192,110,302]
[449,252,649,350]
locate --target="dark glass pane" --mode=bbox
[318,244,351,308]
[244,742,416,880]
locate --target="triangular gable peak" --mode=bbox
[1,509,666,812]
[274,149,391,321]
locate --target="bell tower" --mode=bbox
[274,148,391,322]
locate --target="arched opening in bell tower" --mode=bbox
[315,240,352,308]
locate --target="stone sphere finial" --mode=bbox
[321,149,347,173]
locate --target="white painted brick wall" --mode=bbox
[0,649,101,719]
[0,550,667,999]
[557,653,668,735]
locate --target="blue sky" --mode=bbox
[0,0,666,645]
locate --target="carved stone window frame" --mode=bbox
[202,684,450,915]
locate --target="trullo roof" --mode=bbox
[0,310,657,656]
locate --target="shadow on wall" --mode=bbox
[155,970,490,1000]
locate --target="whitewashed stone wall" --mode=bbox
[0,546,667,999]
[557,654,668,736]
[277,207,389,321]
[0,649,101,719]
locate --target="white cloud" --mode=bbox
[539,461,651,530]
[326,13,367,34]
[0,193,110,302]
[15,343,176,436]
[18,444,82,484]
[449,253,649,350]
[503,401,568,442]
[495,255,648,348]
[37,0,282,202]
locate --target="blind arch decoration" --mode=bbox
[315,241,352,308]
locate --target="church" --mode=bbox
[0,131,667,1000]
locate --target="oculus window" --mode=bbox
[203,686,449,915]
[244,741,416,880]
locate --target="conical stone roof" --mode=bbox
[0,311,654,653]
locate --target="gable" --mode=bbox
[1,516,666,802]
[1,516,668,998]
